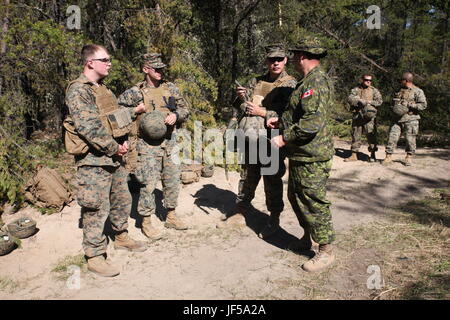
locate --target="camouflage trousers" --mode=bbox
[386,120,419,154]
[137,139,181,217]
[287,159,335,244]
[350,116,378,152]
[237,156,286,214]
[76,165,130,258]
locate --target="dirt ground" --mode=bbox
[0,139,449,300]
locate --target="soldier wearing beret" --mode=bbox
[118,53,190,240]
[267,37,336,272]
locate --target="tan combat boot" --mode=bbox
[114,231,147,252]
[87,256,120,277]
[164,209,188,230]
[404,154,412,166]
[141,216,163,241]
[382,153,393,165]
[344,152,358,162]
[302,244,335,272]
[258,213,280,239]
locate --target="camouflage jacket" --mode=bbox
[348,85,383,114]
[280,66,335,162]
[65,74,134,167]
[232,71,297,121]
[118,80,190,124]
[392,85,427,123]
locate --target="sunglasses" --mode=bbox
[268,57,285,63]
[91,58,112,63]
[363,79,372,82]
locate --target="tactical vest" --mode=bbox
[239,74,295,135]
[398,87,414,103]
[358,86,374,102]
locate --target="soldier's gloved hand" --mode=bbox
[227,118,238,129]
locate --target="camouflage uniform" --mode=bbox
[386,85,427,154]
[65,74,135,258]
[232,46,296,215]
[280,50,335,244]
[347,85,383,153]
[118,58,189,219]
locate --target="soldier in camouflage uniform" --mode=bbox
[118,53,190,240]
[345,74,383,162]
[268,37,336,272]
[65,44,146,277]
[383,72,427,166]
[227,44,296,238]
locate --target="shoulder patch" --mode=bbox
[301,89,314,99]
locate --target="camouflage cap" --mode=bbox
[142,53,167,69]
[265,44,287,58]
[288,36,328,56]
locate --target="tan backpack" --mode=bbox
[23,166,73,211]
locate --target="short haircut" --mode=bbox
[81,44,107,63]
[361,74,372,79]
[402,72,414,82]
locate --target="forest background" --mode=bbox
[0,0,448,207]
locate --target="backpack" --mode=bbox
[23,166,73,211]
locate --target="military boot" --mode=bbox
[369,151,377,163]
[302,243,335,272]
[404,154,412,166]
[87,256,120,277]
[114,231,147,252]
[344,152,358,162]
[258,212,280,239]
[141,216,163,241]
[164,209,188,230]
[382,153,393,165]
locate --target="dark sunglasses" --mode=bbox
[363,79,372,82]
[91,58,112,63]
[268,57,285,63]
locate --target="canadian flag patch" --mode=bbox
[301,89,314,99]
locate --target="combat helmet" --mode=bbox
[7,217,37,239]
[392,103,409,116]
[140,110,168,141]
[362,104,378,121]
[0,231,15,256]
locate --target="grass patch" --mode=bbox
[0,276,20,293]
[52,254,86,281]
[336,188,450,300]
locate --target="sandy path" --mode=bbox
[0,140,448,299]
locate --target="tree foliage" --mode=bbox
[0,0,448,205]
